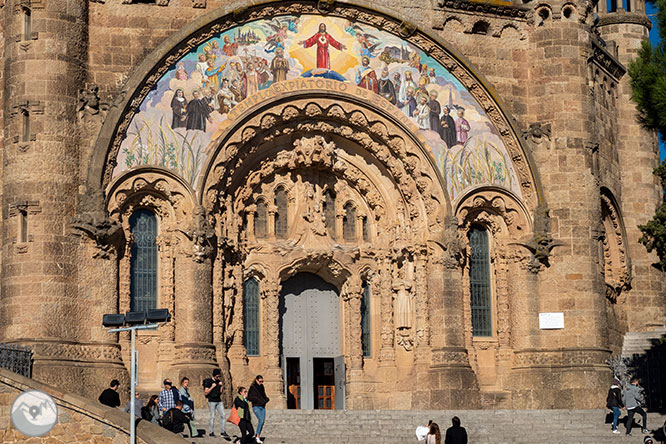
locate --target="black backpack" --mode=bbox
[161,410,173,431]
[606,389,617,408]
[140,406,153,421]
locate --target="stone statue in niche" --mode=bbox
[393,279,413,329]
[302,183,327,237]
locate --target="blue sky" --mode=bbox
[644,2,665,159]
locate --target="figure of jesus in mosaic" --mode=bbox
[299,23,347,69]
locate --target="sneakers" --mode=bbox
[255,437,264,443]
[221,432,231,441]
[209,433,216,437]
[612,429,621,434]
[643,429,649,434]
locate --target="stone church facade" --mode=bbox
[1,0,664,410]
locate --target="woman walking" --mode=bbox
[426,422,441,444]
[234,387,255,444]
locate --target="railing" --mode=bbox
[0,344,33,378]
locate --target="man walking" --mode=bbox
[98,379,121,408]
[247,375,270,443]
[624,377,649,436]
[158,379,177,417]
[203,368,230,439]
[444,416,468,444]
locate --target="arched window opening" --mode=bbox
[255,200,268,239]
[21,110,30,143]
[129,209,158,312]
[22,7,31,41]
[362,216,370,242]
[342,202,356,242]
[244,277,260,356]
[323,190,336,240]
[275,187,288,239]
[361,280,371,357]
[468,225,492,337]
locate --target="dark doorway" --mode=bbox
[313,358,335,409]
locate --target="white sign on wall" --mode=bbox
[539,312,565,330]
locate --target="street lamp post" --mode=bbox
[103,309,171,444]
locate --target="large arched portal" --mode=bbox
[280,272,343,410]
[80,0,544,410]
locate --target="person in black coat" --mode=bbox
[234,387,255,444]
[163,401,193,436]
[444,416,468,444]
[247,375,270,442]
[607,378,624,433]
[98,379,121,408]
[440,105,457,149]
[170,88,187,129]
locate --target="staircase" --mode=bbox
[183,408,666,444]
[621,328,666,358]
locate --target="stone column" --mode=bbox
[377,254,395,367]
[413,247,430,365]
[260,275,286,408]
[0,0,90,397]
[342,274,370,408]
[425,220,480,409]
[71,216,128,400]
[172,237,218,406]
[267,204,277,241]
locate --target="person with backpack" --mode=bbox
[203,368,230,439]
[624,377,649,436]
[607,378,624,434]
[162,401,192,436]
[234,386,255,444]
[141,395,161,425]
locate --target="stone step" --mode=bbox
[621,328,666,358]
[173,409,666,444]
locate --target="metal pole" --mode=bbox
[130,327,136,444]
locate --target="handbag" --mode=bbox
[227,406,240,426]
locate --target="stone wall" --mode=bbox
[0,367,187,443]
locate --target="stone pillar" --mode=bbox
[425,220,480,409]
[71,218,129,400]
[377,255,395,367]
[342,274,369,408]
[172,252,217,406]
[1,0,90,396]
[260,275,286,408]
[413,247,430,365]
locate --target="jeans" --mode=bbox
[208,401,226,434]
[626,406,647,434]
[253,406,266,436]
[611,406,621,431]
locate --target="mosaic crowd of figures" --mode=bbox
[114,14,521,202]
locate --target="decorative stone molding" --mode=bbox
[30,341,123,364]
[436,0,528,19]
[589,38,626,81]
[600,191,631,302]
[177,205,216,262]
[512,347,610,368]
[522,122,551,148]
[72,214,125,259]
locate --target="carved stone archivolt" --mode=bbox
[600,191,631,302]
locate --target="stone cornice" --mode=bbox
[436,0,528,19]
[597,12,652,29]
[589,38,626,81]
